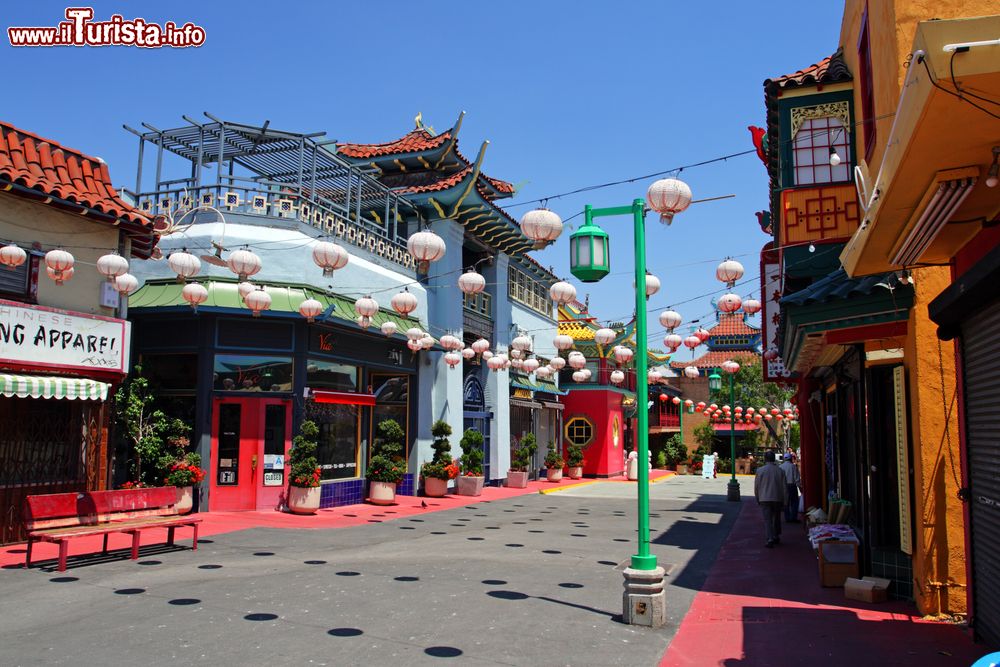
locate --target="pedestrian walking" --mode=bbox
[754,450,786,548]
[779,452,801,522]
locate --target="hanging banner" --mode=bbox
[893,366,913,555]
[0,300,130,374]
[760,244,791,381]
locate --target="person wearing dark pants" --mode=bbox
[754,450,787,548]
[779,452,801,522]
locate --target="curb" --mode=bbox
[538,480,601,494]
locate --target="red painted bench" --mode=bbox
[23,487,201,572]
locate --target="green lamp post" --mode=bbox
[572,177,692,628]
[712,363,741,501]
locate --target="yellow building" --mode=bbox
[760,2,998,632]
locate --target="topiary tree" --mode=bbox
[289,420,320,488]
[459,428,484,476]
[367,419,406,484]
[511,432,537,472]
[544,440,565,469]
[430,420,452,463]
[565,441,584,468]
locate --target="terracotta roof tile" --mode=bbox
[336,129,451,159]
[764,47,852,90]
[401,166,472,194]
[708,313,760,337]
[670,350,758,370]
[0,121,153,248]
[484,174,514,194]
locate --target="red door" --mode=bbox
[210,397,291,511]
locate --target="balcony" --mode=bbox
[463,292,493,339]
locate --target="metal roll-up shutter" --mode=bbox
[961,303,1000,646]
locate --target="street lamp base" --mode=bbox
[622,566,667,627]
[727,479,741,502]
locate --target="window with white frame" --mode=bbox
[508,267,552,317]
[792,117,851,185]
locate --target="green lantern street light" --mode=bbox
[721,361,741,501]
[571,177,692,629]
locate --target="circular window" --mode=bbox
[564,416,595,448]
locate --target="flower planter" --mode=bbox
[368,481,397,505]
[457,475,484,496]
[567,466,583,480]
[675,464,688,475]
[174,486,194,515]
[424,477,449,498]
[546,467,564,482]
[287,485,321,515]
[506,470,529,488]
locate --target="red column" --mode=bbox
[797,379,823,509]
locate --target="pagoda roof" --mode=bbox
[557,302,669,362]
[670,349,758,370]
[708,312,760,337]
[336,127,451,159]
[764,47,852,91]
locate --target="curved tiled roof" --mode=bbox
[764,47,852,90]
[401,166,473,194]
[670,349,758,370]
[709,313,760,337]
[780,268,904,307]
[0,122,152,229]
[336,128,451,159]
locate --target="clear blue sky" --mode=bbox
[3,1,844,345]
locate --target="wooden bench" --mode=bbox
[23,487,201,572]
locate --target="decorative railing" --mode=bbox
[463,292,493,339]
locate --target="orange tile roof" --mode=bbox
[336,129,451,159]
[484,175,515,194]
[670,350,758,370]
[709,313,759,337]
[764,48,851,90]
[401,166,472,194]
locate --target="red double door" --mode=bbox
[210,397,293,512]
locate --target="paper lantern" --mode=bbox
[458,269,486,295]
[684,399,694,408]
[406,327,425,341]
[613,345,634,364]
[717,293,742,313]
[461,347,475,360]
[167,250,200,281]
[182,282,208,311]
[487,355,505,372]
[472,338,490,354]
[96,253,129,281]
[683,335,701,350]
[763,349,779,361]
[511,335,533,351]
[354,296,379,318]
[742,298,762,315]
[658,310,682,330]
[646,178,692,225]
[439,334,463,351]
[553,334,574,351]
[648,369,663,384]
[568,352,587,370]
[521,358,540,374]
[643,274,660,298]
[549,357,566,371]
[227,248,262,281]
[420,335,435,350]
[444,351,462,368]
[0,244,26,270]
[298,298,324,322]
[664,333,683,350]
[715,259,745,285]
[407,339,423,352]
[535,366,553,379]
[481,350,494,361]
[45,249,75,285]
[407,229,446,272]
[671,396,681,405]
[683,366,699,379]
[594,328,616,346]
[549,280,577,305]
[390,289,418,316]
[695,327,710,343]
[572,370,587,383]
[312,241,349,276]
[510,348,523,360]
[243,288,271,317]
[357,315,371,329]
[520,208,564,246]
[381,321,398,337]
[46,266,73,283]
[113,273,139,295]
[238,282,256,299]
[610,369,625,385]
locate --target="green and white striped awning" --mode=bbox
[0,374,110,401]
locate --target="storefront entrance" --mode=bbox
[210,397,292,511]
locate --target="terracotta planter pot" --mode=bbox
[368,481,397,505]
[506,471,529,488]
[457,475,484,496]
[287,485,321,515]
[675,464,688,475]
[567,466,583,480]
[546,468,563,482]
[174,486,193,515]
[424,476,449,497]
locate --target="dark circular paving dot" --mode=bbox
[540,511,553,514]
[394,576,419,582]
[505,543,524,548]
[385,511,397,514]
[485,526,500,530]
[168,598,201,605]
[49,576,78,583]
[467,537,484,541]
[137,560,161,566]
[409,518,424,522]
[457,518,471,522]
[304,560,327,565]
[372,514,386,517]
[198,564,223,570]
[114,588,145,595]
[449,523,464,527]
[571,534,587,538]
[197,539,214,544]
[328,628,363,637]
[529,518,544,522]
[430,531,447,535]
[399,526,416,530]
[559,582,584,589]
[513,504,524,507]
[503,509,515,513]
[512,521,527,525]
[613,538,630,543]
[597,560,618,566]
[528,530,544,534]
[367,520,382,523]
[542,549,561,554]
[481,579,507,585]
[650,513,661,518]
[336,571,360,577]
[253,552,275,557]
[425,646,463,658]
[343,514,358,518]
[244,613,278,621]
[487,590,529,600]
[474,514,488,517]
[546,506,558,509]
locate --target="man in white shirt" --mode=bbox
[779,452,801,523]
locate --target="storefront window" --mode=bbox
[306,359,358,392]
[141,353,198,393]
[305,402,360,480]
[213,355,293,392]
[371,373,409,455]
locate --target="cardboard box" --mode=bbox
[818,540,859,587]
[844,576,891,603]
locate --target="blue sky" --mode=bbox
[3,1,844,345]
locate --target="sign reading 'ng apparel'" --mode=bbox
[0,299,131,374]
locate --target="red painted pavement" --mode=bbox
[661,499,985,667]
[1,470,671,570]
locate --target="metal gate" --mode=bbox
[961,304,1000,646]
[0,398,104,544]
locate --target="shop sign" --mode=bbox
[0,300,130,374]
[760,249,791,381]
[264,455,284,470]
[263,471,284,487]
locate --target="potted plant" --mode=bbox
[367,419,406,505]
[287,420,321,514]
[507,433,537,488]
[544,440,565,482]
[156,423,204,514]
[457,428,485,496]
[422,420,458,497]
[565,441,584,479]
